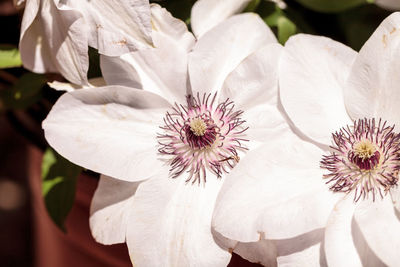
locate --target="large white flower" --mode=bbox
[212,12,400,266]
[19,0,153,85]
[42,11,285,266]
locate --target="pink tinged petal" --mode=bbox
[353,196,400,266]
[344,12,400,126]
[126,174,231,266]
[150,4,195,52]
[20,0,89,85]
[221,43,289,143]
[42,86,171,182]
[75,0,153,56]
[189,13,277,97]
[89,175,141,245]
[213,133,341,243]
[191,0,252,38]
[324,195,363,267]
[279,34,356,145]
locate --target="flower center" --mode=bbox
[349,140,380,170]
[184,116,218,149]
[321,118,400,201]
[190,118,207,136]
[157,93,248,184]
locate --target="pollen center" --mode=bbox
[190,118,207,136]
[353,140,376,160]
[321,118,400,201]
[349,140,381,170]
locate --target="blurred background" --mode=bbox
[0,0,395,266]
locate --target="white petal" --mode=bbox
[276,230,325,267]
[324,195,362,267]
[150,4,195,52]
[48,77,106,92]
[42,86,171,182]
[375,0,400,10]
[191,0,251,37]
[221,43,288,143]
[212,230,277,266]
[279,34,356,145]
[20,0,89,85]
[213,133,340,242]
[72,0,153,56]
[344,12,400,127]
[126,174,231,266]
[234,240,277,266]
[100,55,142,89]
[221,43,282,110]
[189,13,277,96]
[353,196,400,266]
[89,175,141,245]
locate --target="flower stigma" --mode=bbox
[157,93,249,184]
[321,118,400,202]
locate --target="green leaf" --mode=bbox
[0,45,22,68]
[244,0,261,12]
[0,73,46,110]
[295,0,368,13]
[277,16,297,44]
[41,148,82,231]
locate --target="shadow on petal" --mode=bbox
[351,217,386,267]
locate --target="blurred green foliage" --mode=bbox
[42,148,82,231]
[0,45,22,68]
[0,72,46,110]
[294,0,369,13]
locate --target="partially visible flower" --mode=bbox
[19,0,153,85]
[212,12,400,266]
[191,0,286,38]
[375,0,400,10]
[43,11,284,266]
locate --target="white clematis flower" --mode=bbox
[213,12,400,267]
[19,0,152,85]
[43,12,285,266]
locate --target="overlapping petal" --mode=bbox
[188,13,277,97]
[221,43,288,144]
[191,0,251,37]
[324,196,362,267]
[213,132,341,242]
[344,12,400,127]
[42,86,171,182]
[69,0,153,56]
[100,5,194,104]
[353,197,400,266]
[126,173,231,266]
[48,77,106,92]
[279,34,356,145]
[20,0,89,85]
[90,175,141,245]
